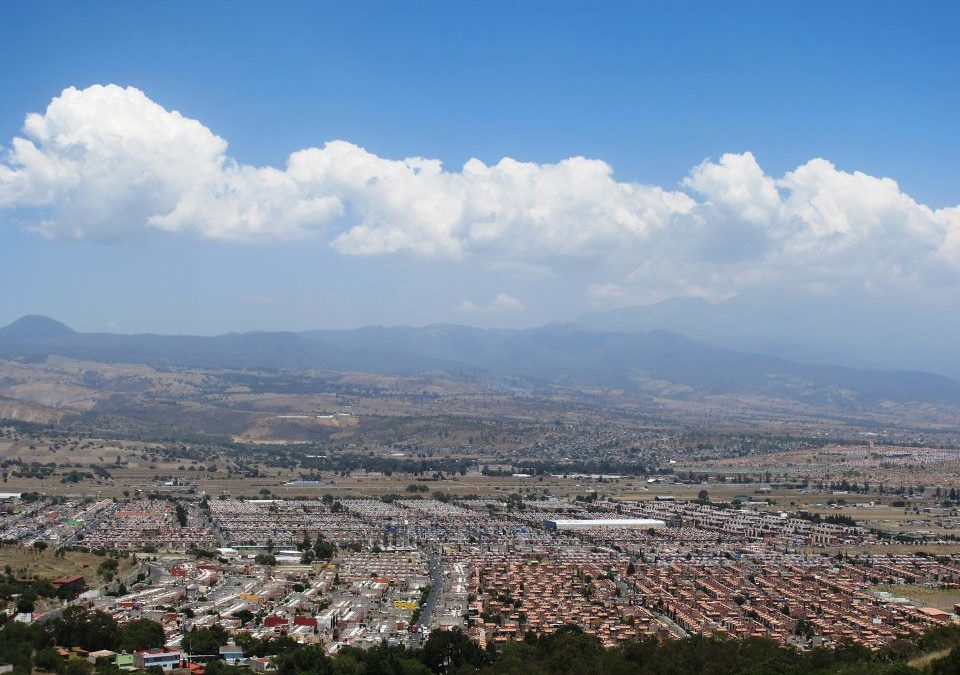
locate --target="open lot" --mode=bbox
[0,546,135,580]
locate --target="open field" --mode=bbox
[872,584,960,612]
[0,546,135,580]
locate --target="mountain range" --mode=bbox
[578,292,960,381]
[1,314,959,409]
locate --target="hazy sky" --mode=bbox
[1,1,958,334]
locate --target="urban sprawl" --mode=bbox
[3,488,960,672]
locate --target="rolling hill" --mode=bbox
[1,315,959,409]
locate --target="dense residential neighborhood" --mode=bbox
[4,489,960,674]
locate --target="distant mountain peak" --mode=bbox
[0,315,75,340]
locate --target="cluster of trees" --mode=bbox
[231,633,300,658]
[12,462,56,479]
[0,608,165,674]
[0,566,74,613]
[297,533,336,564]
[268,626,959,675]
[795,512,859,527]
[47,608,164,653]
[174,503,188,527]
[7,609,960,675]
[182,625,229,657]
[97,558,119,582]
[60,471,96,484]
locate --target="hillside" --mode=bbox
[1,316,959,410]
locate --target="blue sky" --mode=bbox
[1,1,958,334]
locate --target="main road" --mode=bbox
[413,548,444,645]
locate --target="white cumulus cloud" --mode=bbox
[0,85,695,252]
[1,84,959,300]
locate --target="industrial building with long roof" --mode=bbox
[543,518,666,530]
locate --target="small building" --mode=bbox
[247,657,274,672]
[51,575,85,594]
[263,615,288,628]
[88,650,116,664]
[218,645,244,665]
[919,607,952,620]
[134,649,182,672]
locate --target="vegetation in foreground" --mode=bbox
[5,608,960,675]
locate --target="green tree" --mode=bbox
[313,537,336,561]
[0,620,47,672]
[97,558,119,582]
[120,619,165,651]
[174,503,188,527]
[66,659,93,675]
[45,607,120,652]
[16,594,35,614]
[421,628,489,674]
[273,645,328,675]
[233,609,254,626]
[34,647,65,674]
[182,625,228,658]
[932,644,960,674]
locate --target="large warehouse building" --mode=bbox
[543,518,666,531]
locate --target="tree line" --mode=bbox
[6,610,960,675]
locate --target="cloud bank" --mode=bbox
[1,84,958,300]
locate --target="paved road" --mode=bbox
[413,549,443,645]
[616,577,688,638]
